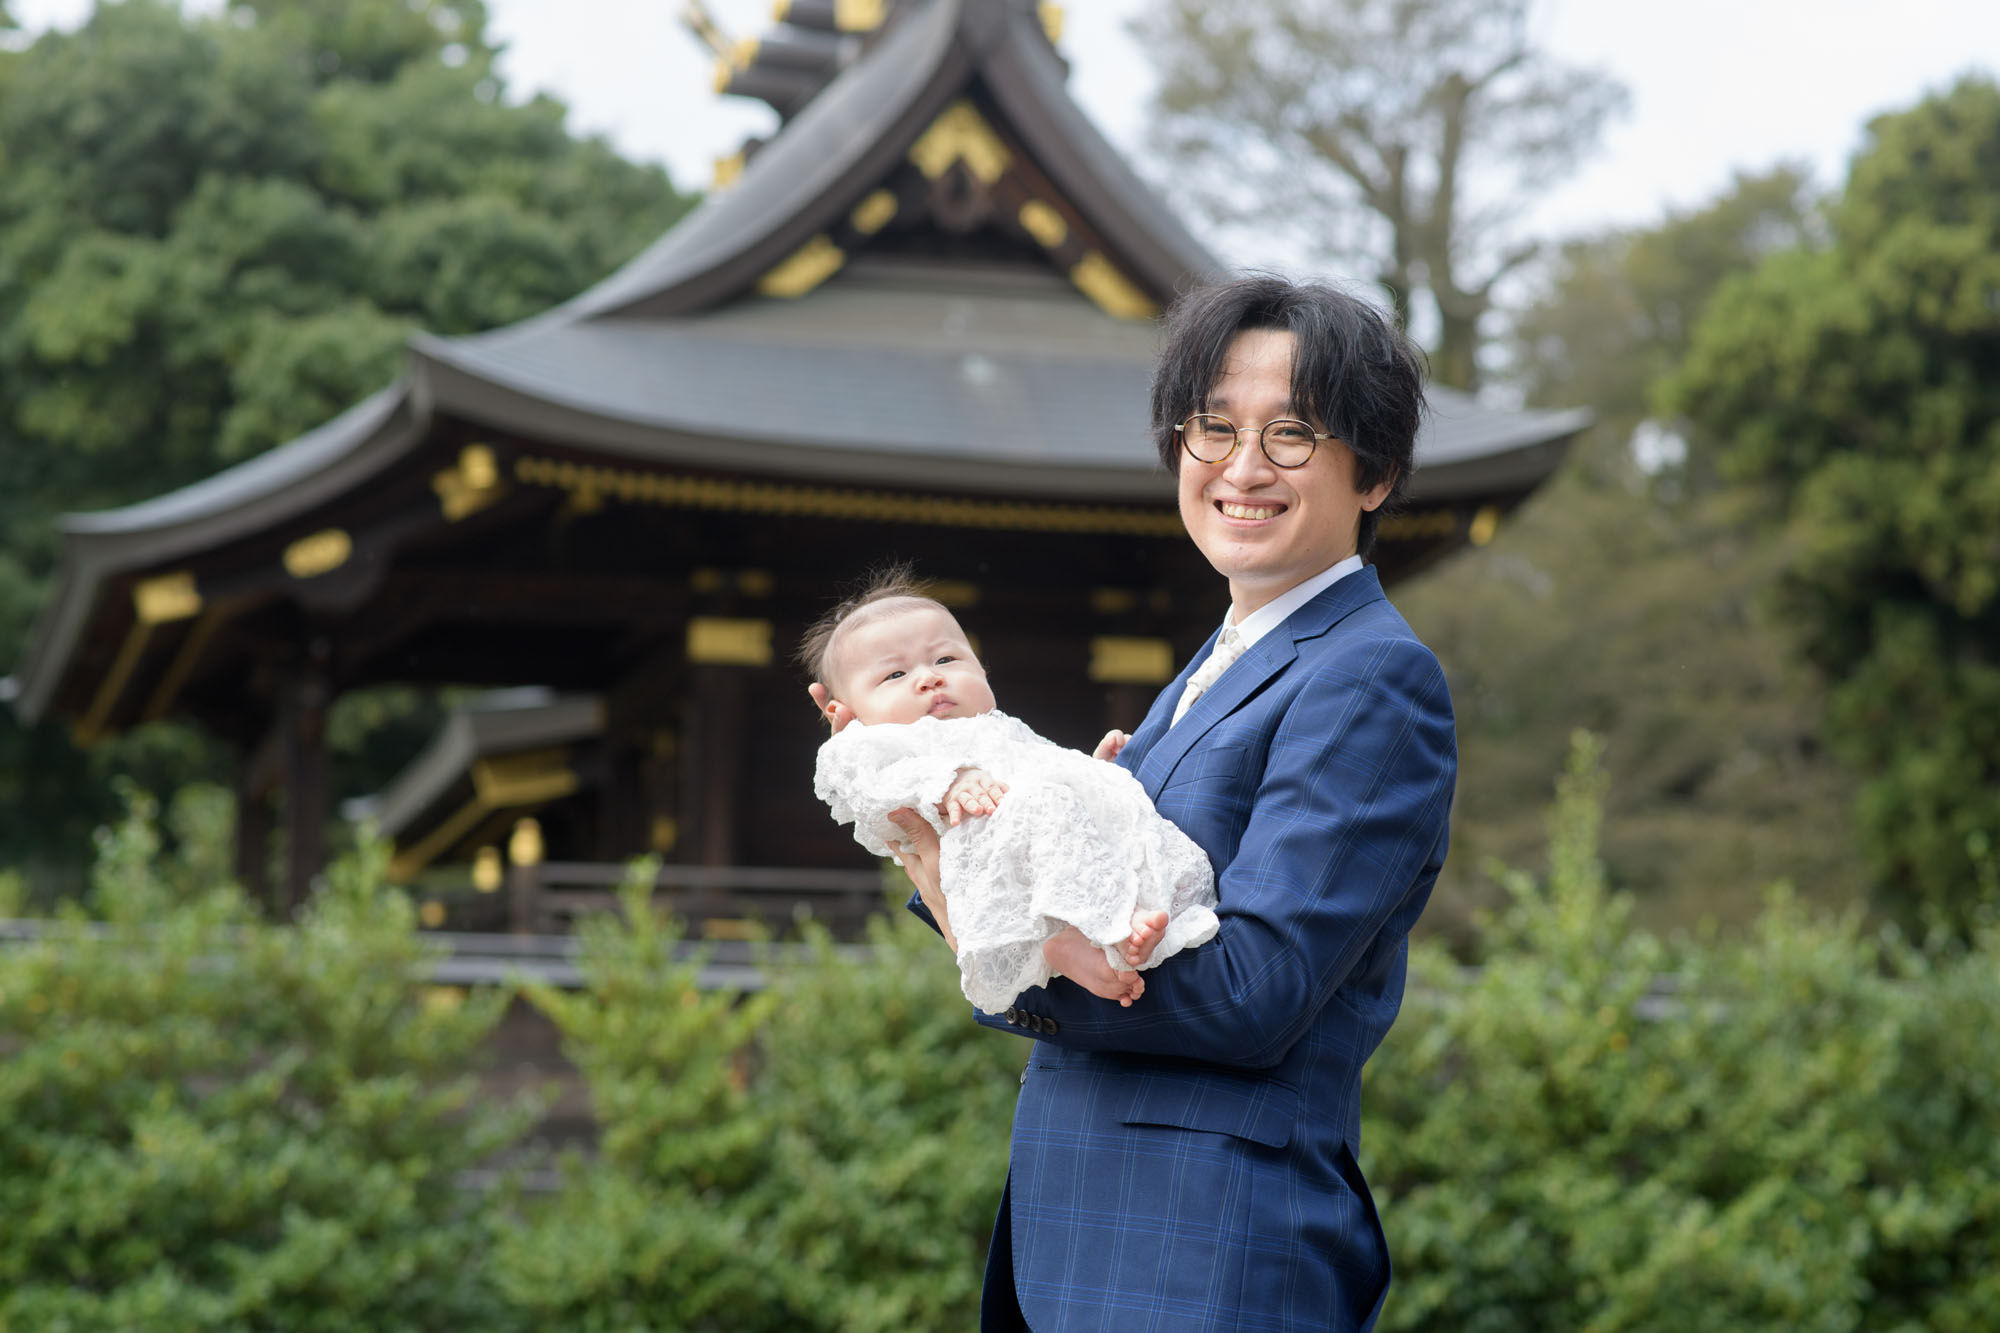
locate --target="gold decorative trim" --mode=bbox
[1378,510,1460,542]
[142,606,224,722]
[389,798,489,882]
[650,815,679,855]
[434,444,506,521]
[510,817,546,868]
[1089,636,1174,684]
[472,845,503,893]
[851,188,899,235]
[1039,3,1065,45]
[756,234,846,298]
[1070,252,1159,321]
[472,749,579,808]
[921,580,980,608]
[688,616,774,666]
[909,99,1012,185]
[834,0,884,31]
[1018,199,1069,248]
[73,622,153,746]
[1089,588,1137,615]
[133,572,202,625]
[713,149,746,190]
[1468,505,1501,546]
[514,456,1186,538]
[283,528,352,580]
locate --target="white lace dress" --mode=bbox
[814,710,1219,1013]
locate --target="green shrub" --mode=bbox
[1365,733,2000,1331]
[502,869,1020,1332]
[0,790,527,1332]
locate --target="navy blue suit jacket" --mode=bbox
[919,567,1456,1332]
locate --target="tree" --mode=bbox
[1133,0,1626,389]
[0,0,694,891]
[1664,76,2000,934]
[1506,164,1820,489]
[1398,167,1860,939]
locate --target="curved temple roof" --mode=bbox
[9,0,1588,727]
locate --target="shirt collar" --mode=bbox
[1225,554,1366,650]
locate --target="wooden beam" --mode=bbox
[278,667,331,916]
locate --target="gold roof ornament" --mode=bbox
[909,99,1012,185]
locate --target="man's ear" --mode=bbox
[1360,467,1397,512]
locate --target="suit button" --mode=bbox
[1044,1018,1059,1036]
[1028,1014,1045,1033]
[1004,1007,1020,1026]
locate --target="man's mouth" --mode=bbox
[1217,500,1284,520]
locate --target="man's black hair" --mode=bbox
[1149,275,1428,560]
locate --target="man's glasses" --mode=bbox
[1175,414,1336,469]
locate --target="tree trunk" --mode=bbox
[1434,303,1483,391]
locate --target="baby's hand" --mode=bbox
[1093,729,1128,762]
[939,767,1008,826]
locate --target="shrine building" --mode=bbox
[8,0,1588,924]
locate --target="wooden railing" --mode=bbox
[505,861,892,939]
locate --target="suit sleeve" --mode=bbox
[995,633,1456,1066]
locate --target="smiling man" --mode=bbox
[890,275,1458,1332]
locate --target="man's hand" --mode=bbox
[1093,729,1129,762]
[939,767,1007,826]
[886,808,956,953]
[807,681,856,732]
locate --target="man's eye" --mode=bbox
[1268,424,1313,442]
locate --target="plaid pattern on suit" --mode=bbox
[923,568,1456,1332]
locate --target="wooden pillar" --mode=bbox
[684,664,750,866]
[234,752,272,908]
[277,664,331,916]
[507,817,544,935]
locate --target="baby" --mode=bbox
[801,570,1218,1012]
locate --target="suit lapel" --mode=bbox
[1134,568,1390,799]
[1118,627,1216,776]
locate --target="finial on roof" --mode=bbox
[679,1,733,59]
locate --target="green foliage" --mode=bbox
[1366,732,2000,1330]
[0,789,529,1330]
[0,0,694,881]
[1405,162,1858,939]
[1663,76,2000,935]
[501,870,1020,1331]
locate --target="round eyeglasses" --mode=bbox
[1175,414,1336,469]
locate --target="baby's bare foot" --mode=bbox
[1121,910,1169,969]
[1045,926,1148,1007]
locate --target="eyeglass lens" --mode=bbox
[1181,415,1317,468]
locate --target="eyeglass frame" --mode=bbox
[1173,413,1340,470]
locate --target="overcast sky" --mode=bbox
[14,0,2000,258]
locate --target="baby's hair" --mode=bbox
[795,562,952,693]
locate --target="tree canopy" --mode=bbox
[1133,0,1626,389]
[1664,76,2000,934]
[0,0,694,888]
[1399,165,1863,936]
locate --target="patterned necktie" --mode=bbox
[1172,624,1247,725]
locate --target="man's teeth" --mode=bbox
[1220,502,1280,519]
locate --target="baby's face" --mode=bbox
[827,602,997,726]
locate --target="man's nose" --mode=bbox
[1221,432,1277,485]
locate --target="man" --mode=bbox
[852,275,1457,1331]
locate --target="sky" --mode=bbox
[11,0,2000,259]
